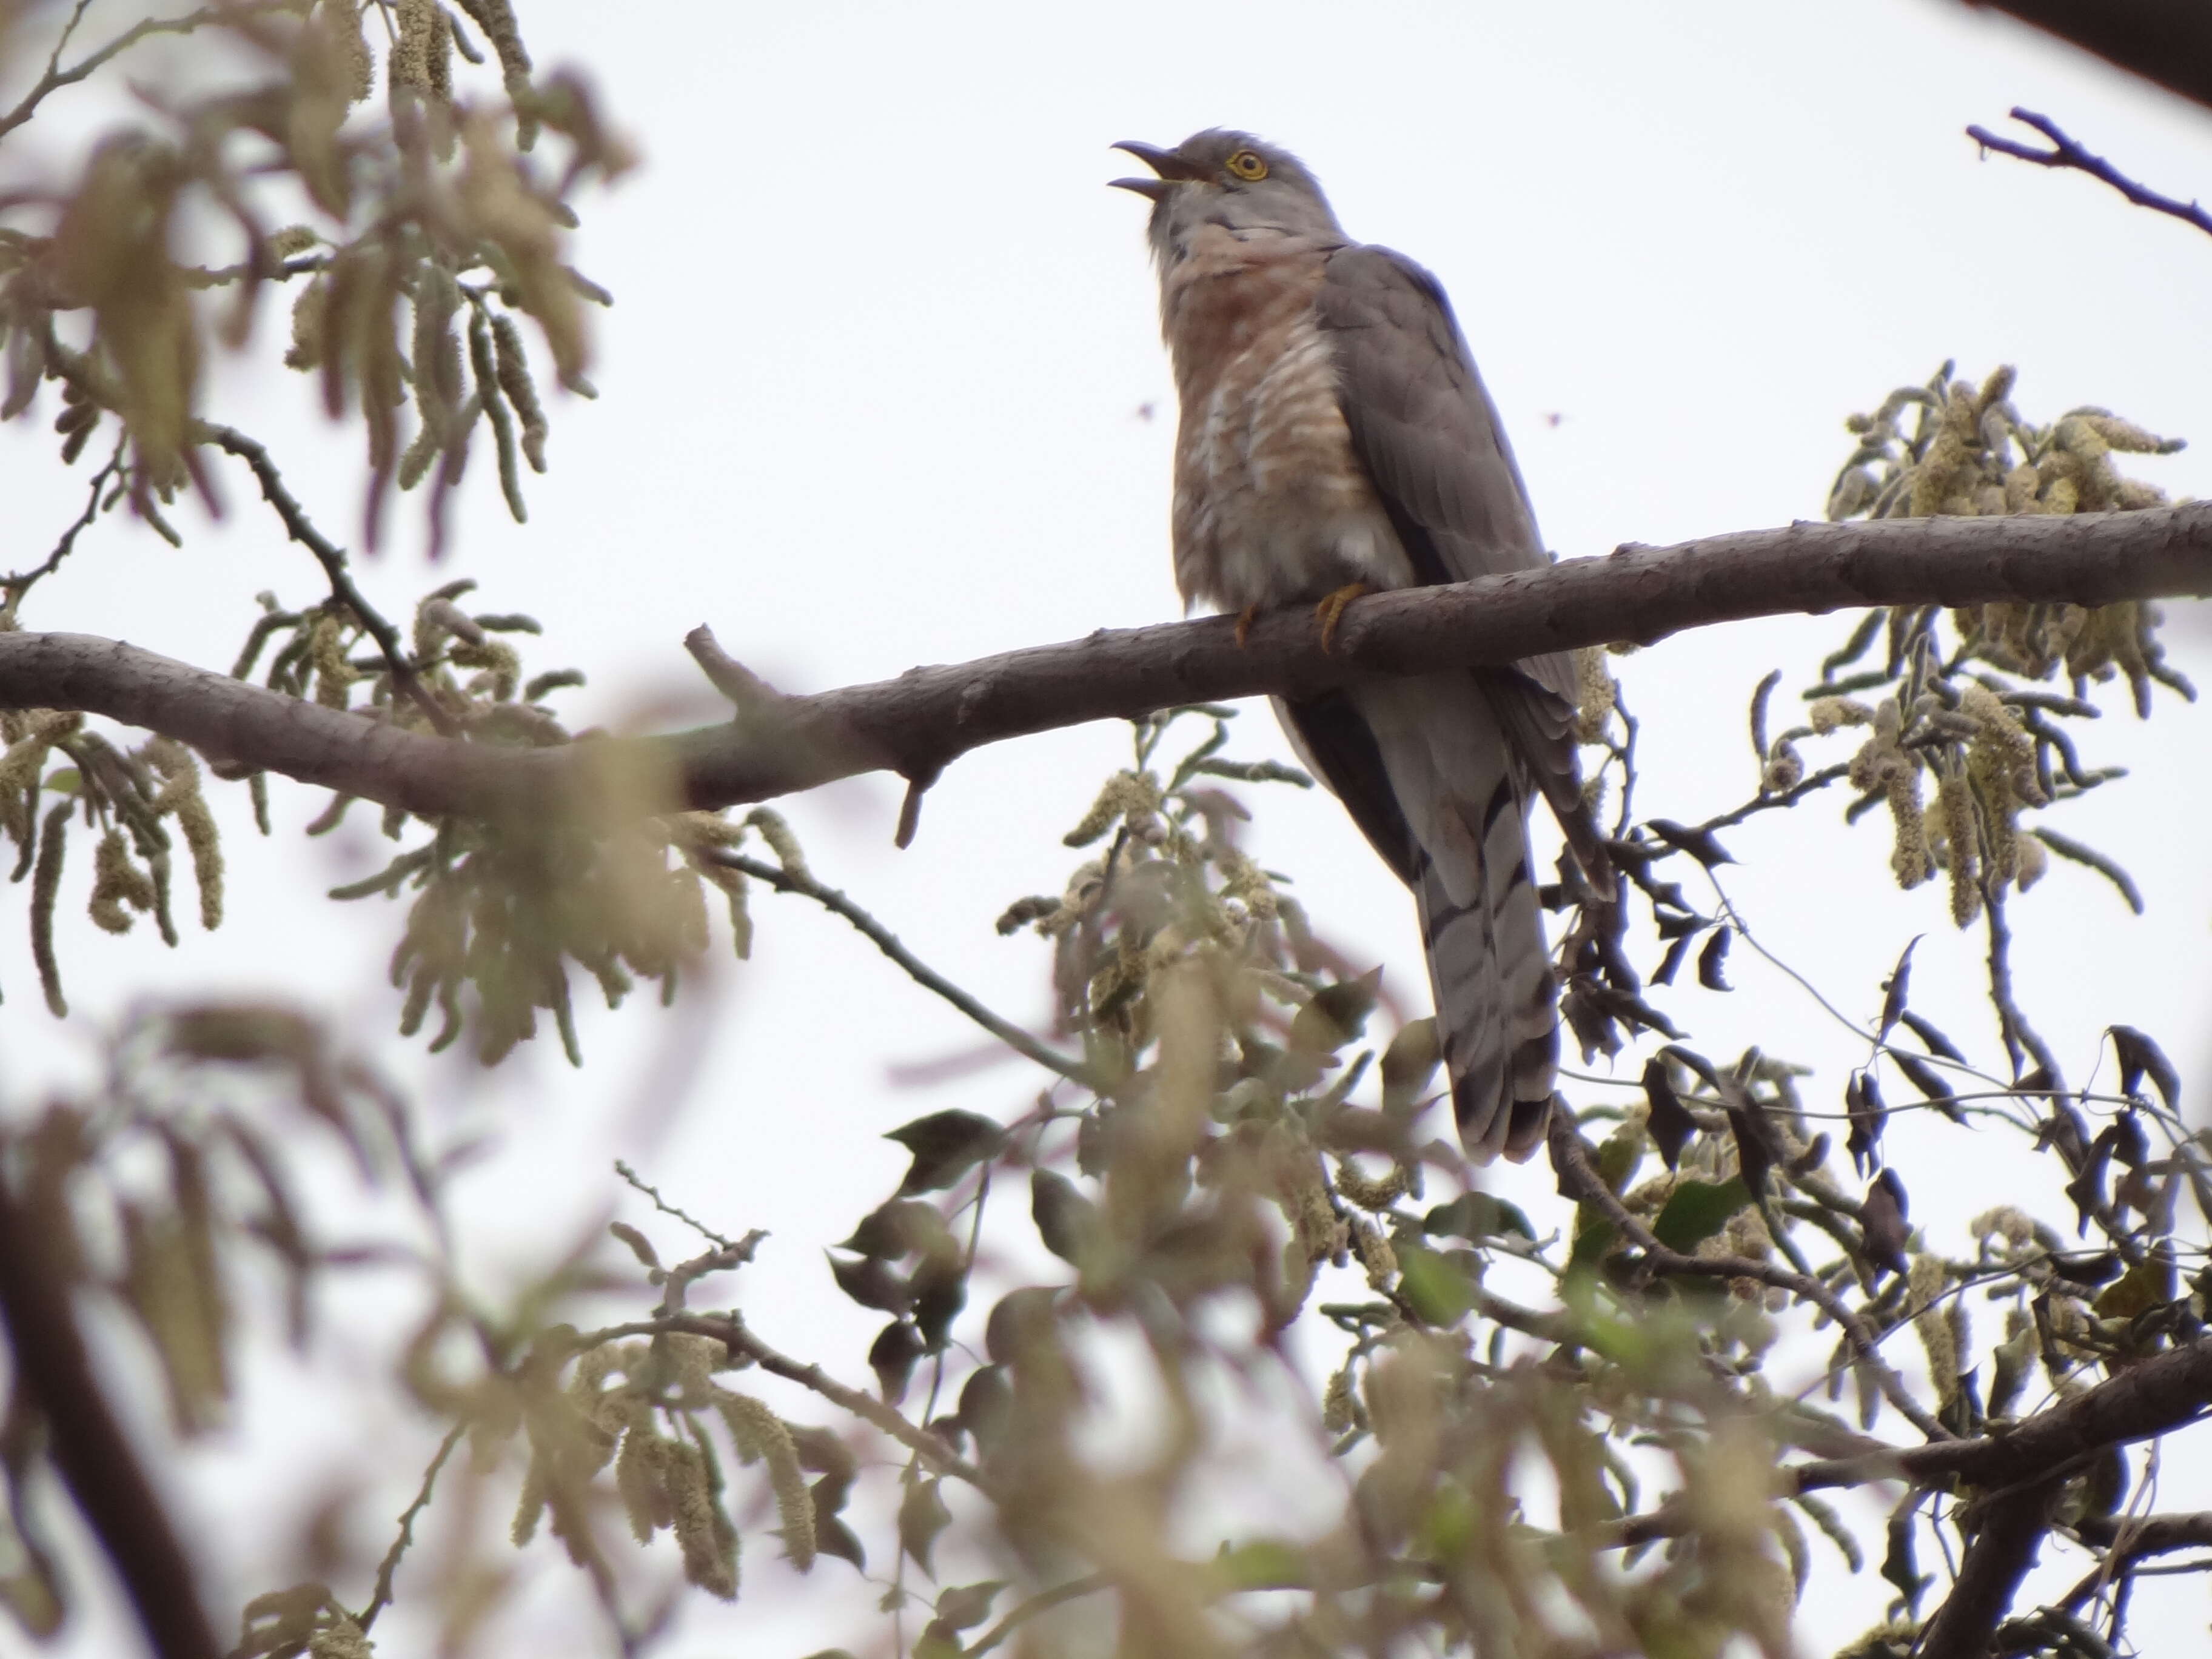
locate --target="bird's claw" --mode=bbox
[1314,583,1372,654]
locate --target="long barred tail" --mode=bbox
[1274,675,1564,1162]
[1412,784,1558,1162]
[1338,677,1560,1162]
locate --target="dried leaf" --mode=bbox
[1637,1059,1695,1171]
[868,1320,924,1404]
[1876,937,1919,1043]
[1861,1170,1910,1279]
[1030,1169,1102,1267]
[1846,1071,1885,1178]
[886,1110,1005,1196]
[1695,926,1732,992]
[1646,819,1735,867]
[897,1478,952,1577]
[828,1252,910,1316]
[2108,1026,2180,1114]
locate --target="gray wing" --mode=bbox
[1313,241,1595,842]
[1279,244,1590,1161]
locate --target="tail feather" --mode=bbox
[1355,677,1559,1162]
[1276,675,1564,1164]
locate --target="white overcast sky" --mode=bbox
[7,1,2212,1654]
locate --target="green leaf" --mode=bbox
[1213,1538,1308,1591]
[1651,1177,1752,1253]
[1422,1192,1533,1243]
[1396,1244,1476,1325]
[41,768,79,794]
[1567,1211,1616,1272]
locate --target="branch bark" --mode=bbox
[1791,1332,2212,1498]
[1918,1478,2063,1659]
[1607,1336,2212,1551]
[0,1174,219,1659]
[1962,1,2212,113]
[2,504,2208,824]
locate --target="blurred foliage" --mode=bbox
[0,0,628,552]
[0,6,2208,1659]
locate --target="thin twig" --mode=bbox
[0,2,287,141]
[1984,889,2064,1085]
[1969,108,2212,242]
[613,1159,734,1250]
[1548,1115,1954,1442]
[197,423,461,737]
[577,1311,986,1489]
[4,434,126,603]
[355,1423,464,1632]
[709,850,1099,1091]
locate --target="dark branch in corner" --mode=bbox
[0,504,2208,827]
[0,1173,220,1659]
[1962,1,2212,115]
[1968,108,2212,241]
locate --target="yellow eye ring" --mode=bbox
[1225,149,1268,182]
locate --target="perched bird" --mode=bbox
[1113,129,1594,1161]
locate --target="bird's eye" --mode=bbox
[1225,149,1269,181]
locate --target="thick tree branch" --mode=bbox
[1919,1478,2062,1659]
[1,504,2207,824]
[1791,1333,2212,1497]
[709,850,1098,1088]
[1962,1,2212,114]
[2074,1509,2212,1560]
[1607,1336,2212,1552]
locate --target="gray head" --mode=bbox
[1110,130,1344,263]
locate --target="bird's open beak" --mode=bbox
[1109,139,1204,199]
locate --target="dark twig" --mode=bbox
[1984,891,2065,1086]
[3,435,126,603]
[1548,1116,1954,1441]
[0,1172,220,1659]
[709,850,1099,1090]
[196,424,461,737]
[613,1159,735,1250]
[1968,109,2212,241]
[0,2,281,141]
[355,1423,464,1632]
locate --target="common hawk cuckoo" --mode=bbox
[1114,129,1594,1162]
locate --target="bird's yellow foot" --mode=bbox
[1234,604,1261,648]
[1313,582,1372,654]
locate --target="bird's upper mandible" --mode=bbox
[1110,130,1346,268]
